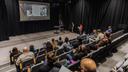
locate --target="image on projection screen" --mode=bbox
[19,1,50,21]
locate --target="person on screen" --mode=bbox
[27,10,32,16]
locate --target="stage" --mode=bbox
[0,30,79,66]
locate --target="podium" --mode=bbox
[54,25,64,34]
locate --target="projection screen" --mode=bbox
[19,1,50,21]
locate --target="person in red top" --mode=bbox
[78,24,84,35]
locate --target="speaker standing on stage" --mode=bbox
[78,24,84,35]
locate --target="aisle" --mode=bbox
[98,40,128,72]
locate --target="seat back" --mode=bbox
[111,30,124,40]
[38,50,45,56]
[22,59,34,68]
[56,48,64,56]
[36,55,45,64]
[31,63,44,72]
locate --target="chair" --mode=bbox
[31,63,44,72]
[38,50,45,56]
[36,55,45,64]
[56,48,64,56]
[18,58,35,72]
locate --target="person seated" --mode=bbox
[29,45,36,53]
[105,26,112,44]
[10,47,20,64]
[51,38,58,50]
[106,26,112,34]
[91,29,98,38]
[80,58,97,72]
[60,37,73,50]
[95,29,109,48]
[46,41,53,52]
[72,42,88,60]
[16,47,35,65]
[57,37,63,46]
[38,52,60,72]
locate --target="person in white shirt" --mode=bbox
[95,29,109,48]
[60,37,73,50]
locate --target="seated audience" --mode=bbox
[91,29,98,38]
[95,29,104,42]
[38,52,60,72]
[29,45,36,53]
[57,37,63,46]
[16,47,35,65]
[80,58,97,72]
[46,41,53,52]
[10,47,20,64]
[95,29,109,48]
[51,38,58,50]
[106,26,112,34]
[60,37,73,50]
[105,26,112,44]
[72,42,88,60]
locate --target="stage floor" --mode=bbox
[0,30,79,66]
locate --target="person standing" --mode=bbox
[78,24,84,35]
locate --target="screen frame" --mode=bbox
[19,1,50,21]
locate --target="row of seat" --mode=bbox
[16,30,127,72]
[68,30,128,71]
[16,34,88,72]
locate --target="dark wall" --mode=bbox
[64,0,128,33]
[0,0,128,41]
[0,0,9,40]
[5,0,60,36]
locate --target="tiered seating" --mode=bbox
[12,30,128,72]
[68,30,128,71]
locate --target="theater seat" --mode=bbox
[31,63,44,72]
[36,54,45,64]
[56,48,64,56]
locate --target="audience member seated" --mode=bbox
[57,37,63,46]
[80,58,97,72]
[38,52,61,72]
[16,47,35,65]
[77,43,88,57]
[105,26,112,34]
[71,42,88,60]
[51,38,58,50]
[10,47,20,64]
[95,29,109,49]
[91,29,98,39]
[29,45,36,53]
[105,26,113,44]
[60,37,73,50]
[46,41,53,52]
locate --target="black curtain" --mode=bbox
[0,0,9,41]
[64,0,128,33]
[5,0,60,36]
